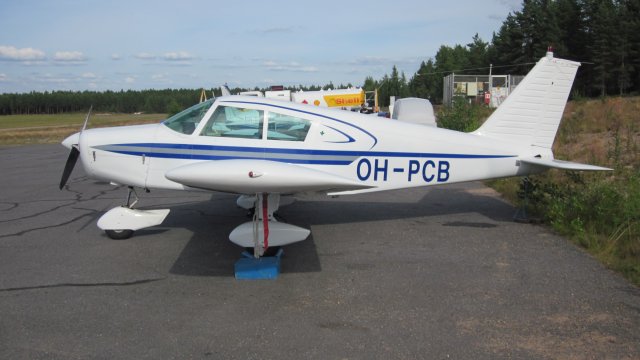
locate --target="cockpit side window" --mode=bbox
[200,105,264,139]
[163,99,214,135]
[267,112,311,141]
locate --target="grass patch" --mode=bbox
[0,113,166,145]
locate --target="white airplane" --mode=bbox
[59,51,609,258]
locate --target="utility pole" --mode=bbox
[488,63,493,107]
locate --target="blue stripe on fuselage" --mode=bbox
[110,150,353,165]
[96,142,516,165]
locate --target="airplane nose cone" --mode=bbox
[62,132,80,150]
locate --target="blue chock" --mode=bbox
[234,249,283,280]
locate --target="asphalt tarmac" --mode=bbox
[1,144,639,359]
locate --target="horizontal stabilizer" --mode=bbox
[520,158,611,171]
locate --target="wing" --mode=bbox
[165,159,375,194]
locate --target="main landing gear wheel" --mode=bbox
[105,229,134,240]
[244,246,281,257]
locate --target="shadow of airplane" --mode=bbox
[122,182,517,278]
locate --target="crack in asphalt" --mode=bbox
[0,202,19,212]
[0,277,166,292]
[71,206,110,231]
[0,211,95,238]
[0,200,77,224]
[0,182,123,235]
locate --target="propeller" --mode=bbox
[59,106,92,190]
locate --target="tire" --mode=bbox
[105,229,134,240]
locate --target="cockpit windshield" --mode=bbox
[163,99,215,135]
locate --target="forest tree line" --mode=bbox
[1,0,638,115]
[0,84,351,116]
[384,0,640,105]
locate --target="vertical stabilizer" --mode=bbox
[474,52,580,149]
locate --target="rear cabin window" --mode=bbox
[200,105,264,139]
[267,112,311,141]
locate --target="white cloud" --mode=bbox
[125,77,135,83]
[346,56,421,70]
[135,52,156,60]
[349,56,393,66]
[53,51,87,63]
[0,45,46,61]
[259,26,296,34]
[151,73,172,83]
[81,72,97,79]
[111,53,121,60]
[39,73,73,83]
[163,51,193,61]
[0,73,7,81]
[264,60,318,73]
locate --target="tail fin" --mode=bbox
[474,52,580,149]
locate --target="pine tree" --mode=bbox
[586,0,617,96]
[489,13,524,73]
[467,34,489,70]
[626,0,640,94]
[409,59,440,102]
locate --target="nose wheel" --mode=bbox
[98,187,170,240]
[103,187,138,239]
[105,229,134,240]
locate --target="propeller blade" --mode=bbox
[60,106,92,190]
[82,105,92,131]
[59,146,80,190]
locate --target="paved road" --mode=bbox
[1,144,639,359]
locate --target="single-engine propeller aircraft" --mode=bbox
[60,51,609,258]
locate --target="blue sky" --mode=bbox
[0,0,520,93]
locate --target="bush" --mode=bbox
[436,97,487,132]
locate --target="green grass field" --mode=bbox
[0,113,166,145]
